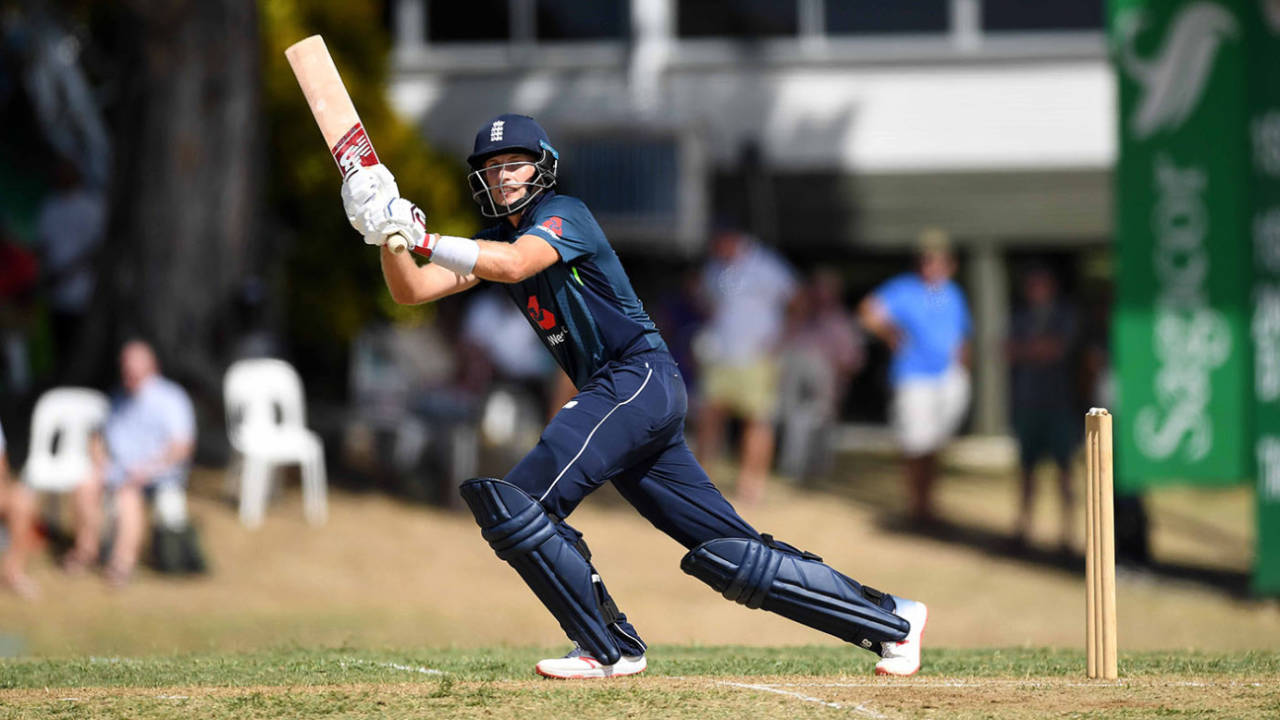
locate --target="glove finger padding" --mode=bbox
[341,164,399,234]
[373,198,428,250]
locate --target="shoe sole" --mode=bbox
[875,604,929,677]
[535,665,646,680]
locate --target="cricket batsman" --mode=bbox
[340,114,927,678]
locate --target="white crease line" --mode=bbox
[338,658,444,676]
[770,680,1265,689]
[718,681,887,719]
[383,662,444,676]
[156,695,189,700]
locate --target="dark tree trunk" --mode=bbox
[78,0,259,444]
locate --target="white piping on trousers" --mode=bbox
[539,363,654,504]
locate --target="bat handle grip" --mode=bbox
[387,232,408,255]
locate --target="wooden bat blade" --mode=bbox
[285,35,407,254]
[285,35,382,179]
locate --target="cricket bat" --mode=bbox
[284,35,409,254]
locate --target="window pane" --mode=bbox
[677,0,798,39]
[538,0,628,40]
[983,0,1103,32]
[559,138,678,219]
[826,0,949,34]
[428,0,510,42]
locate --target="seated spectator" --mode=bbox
[97,340,195,585]
[0,417,10,538]
[1,340,194,594]
[348,313,481,500]
[461,285,555,410]
[1,419,104,600]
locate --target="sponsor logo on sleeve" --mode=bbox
[540,216,564,237]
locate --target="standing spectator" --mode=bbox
[859,229,971,526]
[36,158,106,380]
[694,227,798,506]
[777,269,865,481]
[1007,265,1078,552]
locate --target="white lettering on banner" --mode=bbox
[1255,208,1280,272]
[1116,4,1237,140]
[1255,284,1280,402]
[1136,154,1232,462]
[1257,436,1280,501]
[1254,112,1280,177]
[547,331,566,346]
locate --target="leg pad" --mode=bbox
[460,478,622,665]
[681,536,909,652]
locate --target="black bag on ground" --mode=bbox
[149,524,208,574]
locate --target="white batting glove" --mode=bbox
[340,164,399,244]
[366,198,429,251]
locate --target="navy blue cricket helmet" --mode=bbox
[466,113,559,218]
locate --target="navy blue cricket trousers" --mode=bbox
[504,349,761,654]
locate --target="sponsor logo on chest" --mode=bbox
[526,294,567,345]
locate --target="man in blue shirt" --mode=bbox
[860,229,972,526]
[98,341,196,585]
[2,341,194,595]
[341,114,927,678]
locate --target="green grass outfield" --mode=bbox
[2,647,1278,719]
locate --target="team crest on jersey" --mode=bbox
[541,216,563,236]
[490,120,505,142]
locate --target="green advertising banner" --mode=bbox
[1243,1,1280,594]
[1110,0,1253,491]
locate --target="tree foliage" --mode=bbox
[260,0,476,391]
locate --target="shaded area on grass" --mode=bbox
[809,459,1255,597]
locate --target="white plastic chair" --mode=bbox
[224,358,327,528]
[22,387,108,492]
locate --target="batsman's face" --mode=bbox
[482,152,538,207]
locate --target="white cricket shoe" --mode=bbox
[875,596,928,676]
[535,645,647,679]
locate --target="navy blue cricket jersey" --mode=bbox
[475,191,668,388]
